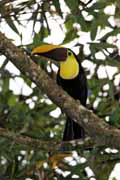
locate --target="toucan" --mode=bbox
[32,45,87,141]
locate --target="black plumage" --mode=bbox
[57,50,87,141]
[32,46,87,141]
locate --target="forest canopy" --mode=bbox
[0,0,120,179]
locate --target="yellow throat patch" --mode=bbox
[60,51,79,80]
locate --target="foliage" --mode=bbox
[0,0,120,179]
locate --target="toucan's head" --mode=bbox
[32,44,80,80]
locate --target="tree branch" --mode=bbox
[0,127,93,151]
[0,32,120,149]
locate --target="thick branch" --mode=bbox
[0,32,120,149]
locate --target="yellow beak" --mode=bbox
[32,44,62,54]
[32,44,67,62]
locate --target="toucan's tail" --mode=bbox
[62,116,85,141]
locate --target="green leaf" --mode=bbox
[97,13,110,29]
[63,29,78,44]
[65,0,79,13]
[112,178,117,180]
[88,1,107,11]
[101,28,120,41]
[30,5,40,30]
[5,17,19,35]
[52,0,63,17]
[3,78,9,93]
[77,15,89,32]
[115,3,120,18]
[33,33,45,47]
[89,42,116,52]
[8,94,17,107]
[65,16,76,30]
[90,18,98,40]
[109,106,120,126]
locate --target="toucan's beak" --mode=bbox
[32,44,67,62]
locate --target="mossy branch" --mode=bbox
[0,32,120,149]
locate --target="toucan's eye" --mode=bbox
[68,51,72,56]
